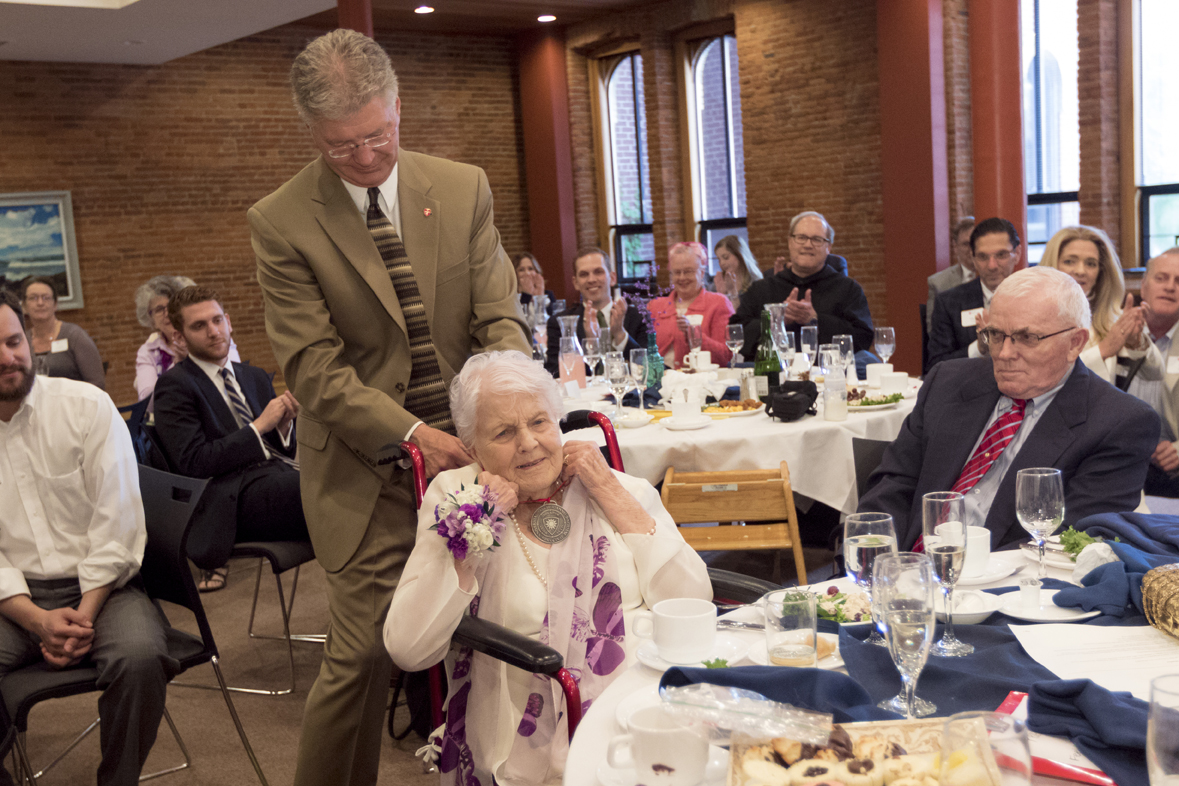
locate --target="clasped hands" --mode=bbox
[254,390,300,436]
[779,287,817,325]
[37,606,94,668]
[583,298,629,347]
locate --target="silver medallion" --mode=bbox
[530,502,571,544]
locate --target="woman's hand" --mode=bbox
[675,314,692,341]
[477,471,519,514]
[1099,294,1147,358]
[713,270,736,296]
[560,441,655,535]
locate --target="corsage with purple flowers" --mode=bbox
[430,484,510,561]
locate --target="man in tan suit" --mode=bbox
[1131,248,1179,497]
[248,29,529,785]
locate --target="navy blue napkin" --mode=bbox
[1027,679,1148,786]
[838,624,1058,716]
[1074,512,1179,557]
[659,665,900,723]
[1052,544,1176,617]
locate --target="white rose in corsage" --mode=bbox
[431,484,509,561]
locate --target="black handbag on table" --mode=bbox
[765,380,818,422]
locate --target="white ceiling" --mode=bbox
[0,0,336,65]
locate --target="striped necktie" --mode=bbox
[950,398,1029,494]
[220,368,298,469]
[366,187,453,433]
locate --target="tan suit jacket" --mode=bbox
[249,149,529,571]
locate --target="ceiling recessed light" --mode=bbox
[414,5,434,13]
[537,14,556,22]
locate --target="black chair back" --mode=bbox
[118,397,153,462]
[852,437,891,500]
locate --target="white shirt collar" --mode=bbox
[341,162,399,219]
[190,353,231,386]
[980,279,995,306]
[960,264,976,282]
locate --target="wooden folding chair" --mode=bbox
[660,461,807,584]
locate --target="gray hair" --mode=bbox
[993,266,1091,331]
[790,211,834,243]
[450,350,564,448]
[134,274,196,328]
[1146,247,1179,277]
[290,29,399,125]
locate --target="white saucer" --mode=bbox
[598,745,728,786]
[661,415,712,431]
[747,632,844,669]
[635,634,750,672]
[957,552,1026,586]
[934,589,1002,624]
[999,590,1100,623]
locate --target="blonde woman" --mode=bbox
[712,234,763,310]
[1038,225,1152,383]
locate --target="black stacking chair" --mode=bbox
[117,396,152,464]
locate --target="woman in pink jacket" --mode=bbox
[649,242,735,369]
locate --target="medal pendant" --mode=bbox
[530,502,571,545]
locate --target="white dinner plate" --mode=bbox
[660,415,712,431]
[746,632,844,669]
[635,634,751,672]
[598,744,729,786]
[701,404,765,418]
[1019,543,1076,570]
[934,589,1003,624]
[847,401,900,412]
[957,552,1026,586]
[998,590,1100,623]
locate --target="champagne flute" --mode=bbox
[799,325,819,372]
[726,324,744,369]
[834,334,855,380]
[875,552,936,720]
[1016,468,1065,579]
[605,356,630,421]
[843,512,898,646]
[630,348,648,412]
[873,553,938,717]
[583,336,602,387]
[1149,674,1179,785]
[923,491,972,657]
[941,712,1032,786]
[874,326,896,364]
[558,336,582,391]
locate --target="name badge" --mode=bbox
[960,308,984,328]
[1168,356,1179,375]
[51,338,69,353]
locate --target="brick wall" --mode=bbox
[0,22,528,405]
[944,0,974,226]
[1076,0,1121,253]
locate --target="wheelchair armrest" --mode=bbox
[708,567,781,605]
[452,616,564,675]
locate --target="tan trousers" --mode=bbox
[293,473,417,786]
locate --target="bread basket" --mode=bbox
[1142,562,1179,640]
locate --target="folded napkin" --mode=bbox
[1074,512,1179,557]
[1027,679,1148,786]
[1053,543,1178,617]
[659,369,731,404]
[659,665,899,724]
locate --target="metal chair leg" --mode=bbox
[27,716,99,779]
[209,655,269,786]
[139,706,192,781]
[247,563,325,645]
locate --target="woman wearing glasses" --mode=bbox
[21,277,106,390]
[649,242,735,368]
[1037,226,1154,384]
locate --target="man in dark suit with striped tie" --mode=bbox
[153,285,308,588]
[859,266,1158,551]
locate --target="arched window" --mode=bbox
[1139,0,1179,261]
[604,52,654,282]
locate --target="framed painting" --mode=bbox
[0,191,84,310]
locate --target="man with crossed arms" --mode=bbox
[859,266,1158,550]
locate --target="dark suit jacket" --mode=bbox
[544,301,649,376]
[154,357,295,568]
[858,357,1159,550]
[927,278,985,371]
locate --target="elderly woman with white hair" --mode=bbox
[649,241,735,368]
[384,350,710,786]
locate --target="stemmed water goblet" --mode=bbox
[873,552,937,720]
[629,348,648,412]
[605,355,631,422]
[924,491,973,657]
[726,324,744,369]
[874,326,896,364]
[1016,468,1065,579]
[843,512,898,647]
[799,325,819,373]
[834,334,855,380]
[583,336,602,387]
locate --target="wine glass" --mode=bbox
[799,325,819,371]
[874,552,936,720]
[726,324,744,369]
[1016,468,1065,579]
[1149,674,1179,785]
[630,348,648,412]
[923,491,973,657]
[772,326,796,378]
[605,356,631,421]
[834,334,855,380]
[558,336,582,390]
[583,336,602,387]
[941,712,1032,786]
[872,553,938,717]
[843,512,898,646]
[874,326,896,364]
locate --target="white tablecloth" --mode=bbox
[564,397,917,514]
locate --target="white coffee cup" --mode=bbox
[695,350,712,368]
[865,363,893,388]
[632,597,716,664]
[881,371,908,396]
[607,706,709,786]
[962,526,992,578]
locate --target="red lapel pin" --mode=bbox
[423,208,432,217]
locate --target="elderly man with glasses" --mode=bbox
[926,216,1022,371]
[732,210,873,366]
[859,266,1158,550]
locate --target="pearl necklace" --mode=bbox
[511,514,547,588]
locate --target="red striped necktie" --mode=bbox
[951,398,1029,494]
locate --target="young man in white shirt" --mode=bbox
[0,290,177,786]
